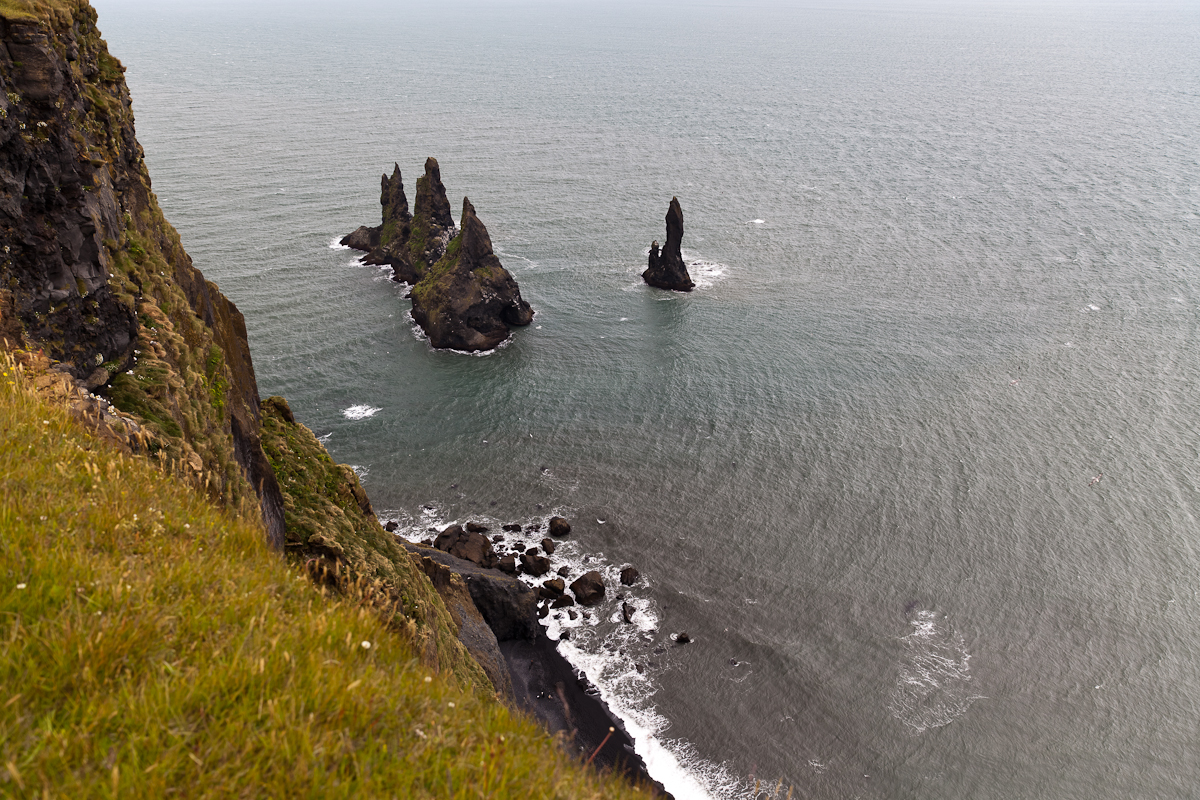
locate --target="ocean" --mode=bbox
[93,0,1200,796]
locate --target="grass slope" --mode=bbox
[0,354,655,799]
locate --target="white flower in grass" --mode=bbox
[360,641,371,649]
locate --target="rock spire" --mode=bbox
[410,197,534,351]
[642,196,695,291]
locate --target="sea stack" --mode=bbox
[410,157,458,271]
[409,197,534,351]
[643,196,695,291]
[340,164,420,284]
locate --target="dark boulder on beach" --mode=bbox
[622,602,636,624]
[466,521,489,533]
[520,552,552,577]
[619,566,640,586]
[433,524,498,568]
[497,554,518,574]
[409,196,535,351]
[675,631,692,644]
[642,197,695,291]
[548,516,571,537]
[551,594,575,608]
[539,578,566,599]
[570,570,606,606]
[540,537,557,555]
[502,523,522,532]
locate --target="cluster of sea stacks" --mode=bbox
[342,157,534,352]
[345,162,699,351]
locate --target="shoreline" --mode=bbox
[400,540,671,797]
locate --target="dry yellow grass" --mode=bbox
[0,351,657,799]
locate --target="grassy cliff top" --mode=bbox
[0,352,656,798]
[0,0,78,22]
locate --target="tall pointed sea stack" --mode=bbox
[339,164,420,283]
[410,197,534,351]
[643,196,695,291]
[410,156,458,271]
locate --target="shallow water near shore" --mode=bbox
[95,0,1200,796]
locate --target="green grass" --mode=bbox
[0,353,657,799]
[0,0,78,22]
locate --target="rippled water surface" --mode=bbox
[95,1,1200,796]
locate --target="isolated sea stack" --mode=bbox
[643,196,695,291]
[411,197,534,351]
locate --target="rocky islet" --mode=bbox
[343,158,533,352]
[642,196,695,291]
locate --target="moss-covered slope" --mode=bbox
[259,394,493,691]
[0,354,655,799]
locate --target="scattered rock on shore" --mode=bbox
[433,524,498,568]
[539,578,566,600]
[622,602,636,624]
[642,197,695,291]
[548,516,571,537]
[570,570,606,606]
[520,552,552,577]
[675,631,692,644]
[619,566,640,586]
[540,537,557,555]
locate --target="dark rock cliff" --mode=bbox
[410,197,534,351]
[643,197,694,291]
[0,2,284,546]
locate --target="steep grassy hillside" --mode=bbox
[0,353,656,799]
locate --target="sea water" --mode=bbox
[93,1,1200,796]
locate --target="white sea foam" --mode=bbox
[752,219,765,224]
[404,310,512,356]
[350,465,369,483]
[329,237,351,250]
[689,258,729,289]
[888,609,981,733]
[389,507,749,799]
[342,405,380,420]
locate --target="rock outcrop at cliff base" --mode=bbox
[643,196,695,291]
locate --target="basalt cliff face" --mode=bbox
[0,1,494,689]
[346,162,533,351]
[643,197,694,291]
[0,1,284,544]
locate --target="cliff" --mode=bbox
[0,4,656,796]
[0,0,284,545]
